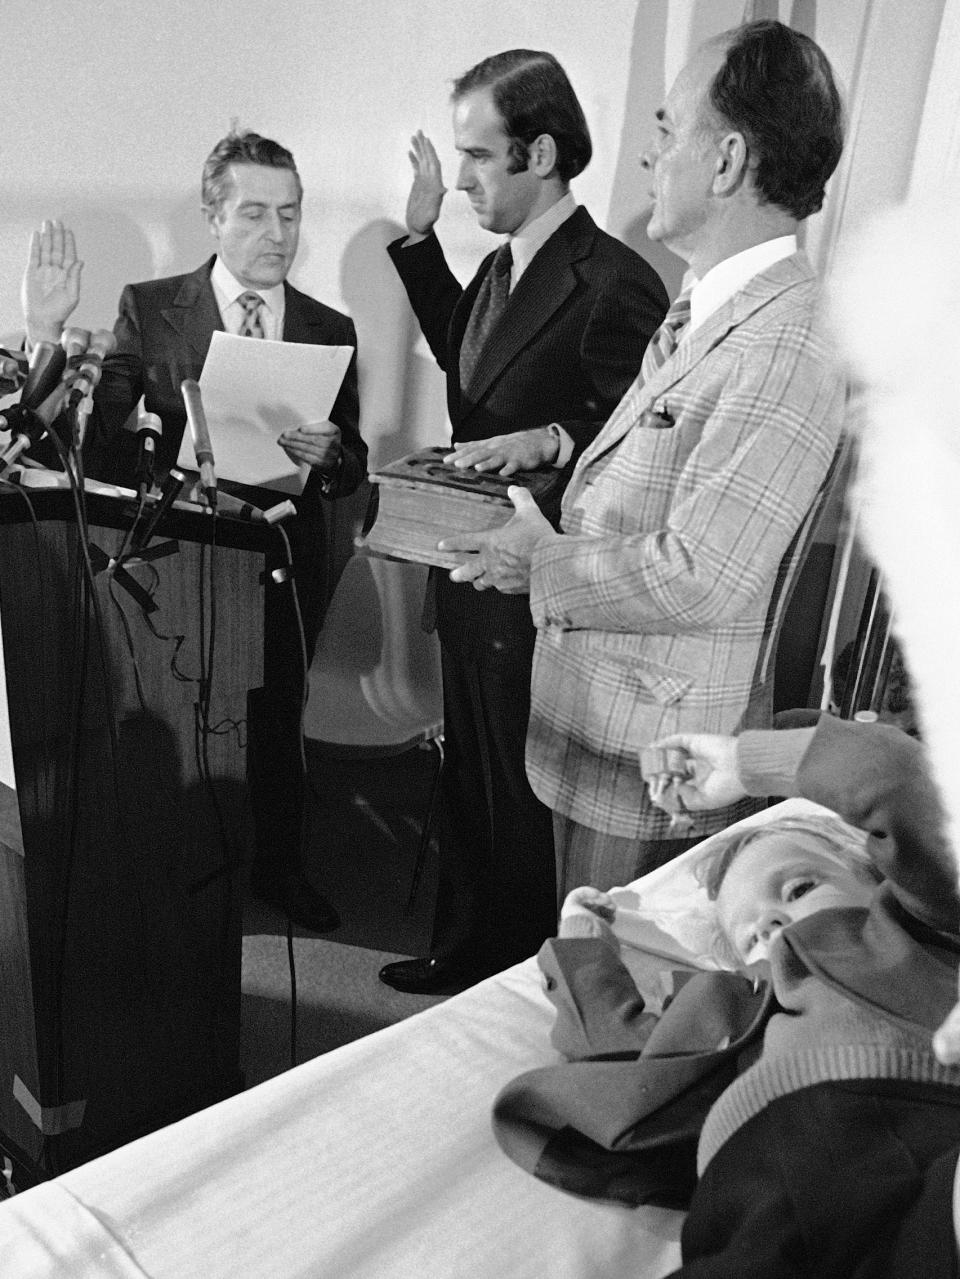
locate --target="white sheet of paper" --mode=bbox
[178,331,352,494]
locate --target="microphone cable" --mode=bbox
[268,519,308,1070]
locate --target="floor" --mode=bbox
[239,741,446,1086]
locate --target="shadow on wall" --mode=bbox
[607,0,682,299]
[165,190,222,277]
[316,213,449,597]
[339,216,448,472]
[787,0,820,258]
[304,217,449,746]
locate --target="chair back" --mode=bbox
[304,554,443,751]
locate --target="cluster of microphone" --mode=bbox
[0,327,118,474]
[0,339,291,529]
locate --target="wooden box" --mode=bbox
[358,447,560,568]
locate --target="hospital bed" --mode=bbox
[0,799,895,1278]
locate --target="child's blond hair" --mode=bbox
[694,813,881,967]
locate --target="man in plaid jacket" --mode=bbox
[443,21,847,897]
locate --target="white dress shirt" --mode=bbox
[687,235,797,335]
[506,191,577,291]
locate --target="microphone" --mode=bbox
[264,499,297,524]
[1,355,24,395]
[66,328,116,409]
[0,349,27,396]
[131,467,186,552]
[180,378,216,509]
[60,327,90,428]
[61,326,90,363]
[19,340,68,411]
[0,407,47,476]
[210,489,265,521]
[134,410,162,494]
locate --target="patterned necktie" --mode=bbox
[459,242,513,390]
[640,287,692,381]
[238,290,265,339]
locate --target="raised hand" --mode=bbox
[405,131,447,236]
[22,220,83,345]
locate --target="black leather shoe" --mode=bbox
[251,867,341,933]
[378,953,498,995]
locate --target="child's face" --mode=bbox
[715,831,876,966]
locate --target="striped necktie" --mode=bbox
[640,287,692,381]
[459,242,513,391]
[238,291,265,339]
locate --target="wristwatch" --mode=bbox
[316,451,343,496]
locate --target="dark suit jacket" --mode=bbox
[388,207,667,654]
[88,256,366,506]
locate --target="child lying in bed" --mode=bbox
[565,809,879,972]
[493,715,960,1279]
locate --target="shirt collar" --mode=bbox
[505,191,577,288]
[688,235,797,334]
[210,256,286,320]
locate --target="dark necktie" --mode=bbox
[459,242,513,390]
[239,291,265,339]
[640,287,692,381]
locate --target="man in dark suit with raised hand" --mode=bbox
[380,50,667,994]
[24,131,368,935]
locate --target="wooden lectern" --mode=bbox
[0,486,270,1187]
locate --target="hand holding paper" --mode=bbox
[279,420,341,471]
[178,332,353,493]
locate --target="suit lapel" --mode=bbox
[460,207,597,408]
[158,264,334,366]
[161,258,223,365]
[577,252,816,469]
[282,281,327,344]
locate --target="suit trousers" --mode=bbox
[552,812,699,904]
[432,631,558,968]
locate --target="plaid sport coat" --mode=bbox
[525,253,845,837]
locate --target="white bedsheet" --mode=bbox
[0,960,684,1279]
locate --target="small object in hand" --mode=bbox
[639,745,689,781]
[639,745,694,833]
[667,789,695,835]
